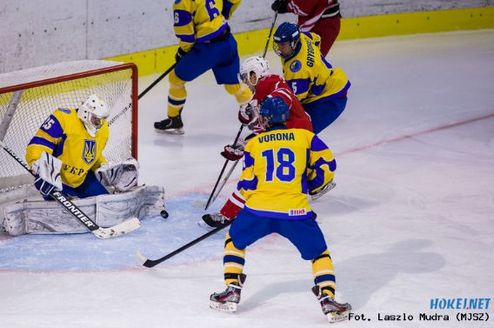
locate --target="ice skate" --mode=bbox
[210,274,246,313]
[154,114,184,135]
[312,286,352,323]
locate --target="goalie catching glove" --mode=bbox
[95,158,139,192]
[31,152,63,196]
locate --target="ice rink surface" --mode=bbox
[1,30,494,327]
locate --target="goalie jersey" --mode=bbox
[237,127,335,220]
[281,32,350,104]
[26,108,109,188]
[173,0,241,52]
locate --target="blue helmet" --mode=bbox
[260,96,290,126]
[273,22,300,58]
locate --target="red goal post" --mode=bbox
[0,60,138,193]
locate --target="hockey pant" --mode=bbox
[223,211,337,298]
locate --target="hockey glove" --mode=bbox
[310,181,336,201]
[34,175,57,196]
[175,48,188,63]
[239,103,261,130]
[31,152,63,196]
[221,143,245,161]
[271,0,289,13]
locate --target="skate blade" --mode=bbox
[326,310,350,324]
[155,128,184,135]
[209,300,237,313]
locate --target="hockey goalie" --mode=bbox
[1,94,166,236]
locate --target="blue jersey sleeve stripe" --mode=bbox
[238,177,258,191]
[28,137,55,150]
[311,83,326,96]
[244,151,254,168]
[41,115,63,138]
[176,34,195,43]
[325,80,351,99]
[310,135,328,152]
[311,157,337,172]
[321,55,333,69]
[222,2,233,19]
[174,10,193,27]
[287,78,310,94]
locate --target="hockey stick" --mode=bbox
[204,124,244,210]
[203,12,277,209]
[211,157,240,205]
[207,13,280,204]
[0,140,141,239]
[107,63,177,126]
[262,11,279,58]
[137,221,231,267]
[138,63,176,100]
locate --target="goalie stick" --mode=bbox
[0,140,141,239]
[137,221,230,268]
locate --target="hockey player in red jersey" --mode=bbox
[202,56,318,228]
[271,0,341,56]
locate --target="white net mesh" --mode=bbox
[0,60,137,192]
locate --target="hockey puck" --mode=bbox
[160,210,169,219]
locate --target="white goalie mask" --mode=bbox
[239,56,269,88]
[77,94,110,137]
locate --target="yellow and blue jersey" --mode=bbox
[281,32,350,105]
[26,108,109,188]
[237,127,335,220]
[173,0,241,52]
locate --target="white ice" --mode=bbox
[1,30,494,328]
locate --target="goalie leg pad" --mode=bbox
[2,185,165,236]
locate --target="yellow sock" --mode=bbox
[311,249,336,298]
[167,70,187,117]
[223,232,246,285]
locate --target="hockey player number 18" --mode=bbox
[261,148,296,182]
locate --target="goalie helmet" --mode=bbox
[273,22,301,59]
[78,94,110,137]
[259,96,290,127]
[239,56,269,88]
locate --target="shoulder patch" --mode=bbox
[174,0,181,3]
[57,107,71,114]
[290,60,302,73]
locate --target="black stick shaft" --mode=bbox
[0,141,100,232]
[138,64,176,100]
[262,12,279,58]
[142,223,230,267]
[204,124,244,210]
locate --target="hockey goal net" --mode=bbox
[0,60,138,197]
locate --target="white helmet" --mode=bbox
[240,56,269,87]
[78,94,110,137]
